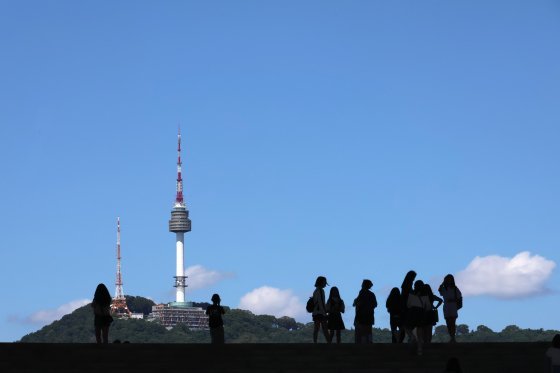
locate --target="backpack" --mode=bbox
[306,297,314,313]
[455,288,463,310]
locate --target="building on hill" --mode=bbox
[151,303,208,329]
[130,313,144,320]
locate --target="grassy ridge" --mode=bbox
[19,296,559,343]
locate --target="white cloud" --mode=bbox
[185,265,234,291]
[456,251,556,299]
[17,299,91,325]
[239,286,306,321]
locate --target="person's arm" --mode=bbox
[432,294,443,309]
[320,289,327,313]
[341,300,345,314]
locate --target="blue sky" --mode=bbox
[1,1,559,341]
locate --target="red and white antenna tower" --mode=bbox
[111,217,131,317]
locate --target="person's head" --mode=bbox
[389,287,400,298]
[387,287,400,302]
[315,276,328,288]
[443,274,456,288]
[211,293,221,305]
[552,334,560,348]
[424,284,434,297]
[361,279,373,290]
[414,280,425,293]
[329,286,341,300]
[93,283,111,305]
[401,270,417,290]
[445,357,462,373]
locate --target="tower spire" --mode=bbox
[111,217,131,317]
[175,128,184,206]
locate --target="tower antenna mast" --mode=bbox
[111,217,131,317]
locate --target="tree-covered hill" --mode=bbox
[19,296,559,343]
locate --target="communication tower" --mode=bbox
[111,217,131,317]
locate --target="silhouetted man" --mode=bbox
[353,279,377,344]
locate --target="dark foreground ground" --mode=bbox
[0,342,549,373]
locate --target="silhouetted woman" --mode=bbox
[312,276,331,343]
[385,287,402,343]
[424,284,442,343]
[326,286,345,343]
[407,280,429,355]
[91,283,113,344]
[399,270,417,343]
[438,274,462,343]
[206,293,226,344]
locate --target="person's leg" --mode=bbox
[416,326,424,355]
[424,325,432,344]
[390,317,398,343]
[217,326,225,344]
[95,326,101,344]
[336,330,341,344]
[101,326,109,344]
[313,320,320,343]
[406,327,416,343]
[321,320,331,343]
[446,317,457,342]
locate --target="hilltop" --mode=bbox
[19,296,558,343]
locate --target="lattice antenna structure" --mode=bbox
[111,217,131,317]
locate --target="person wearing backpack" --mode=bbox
[311,276,331,343]
[206,293,226,344]
[406,280,430,355]
[353,279,377,344]
[438,274,462,343]
[326,286,346,344]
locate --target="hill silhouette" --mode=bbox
[19,295,559,343]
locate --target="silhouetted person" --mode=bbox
[424,284,443,343]
[438,274,462,343]
[386,287,402,343]
[545,334,560,373]
[399,270,417,343]
[406,280,429,355]
[312,276,331,343]
[206,293,225,344]
[326,286,346,344]
[353,279,377,344]
[91,283,113,344]
[444,357,462,373]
